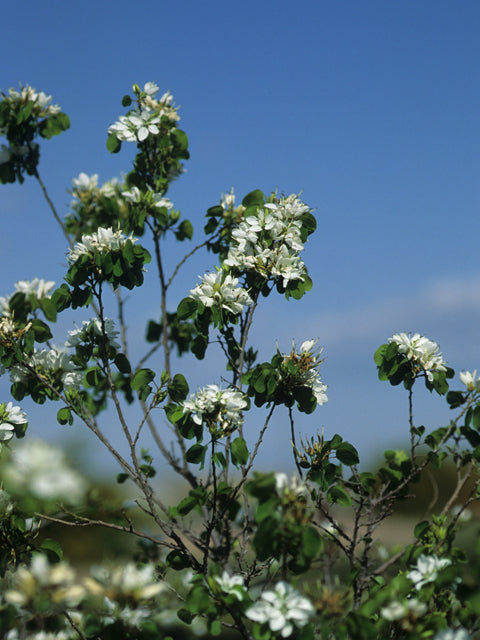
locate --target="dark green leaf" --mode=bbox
[177,297,198,321]
[169,373,189,403]
[231,436,249,466]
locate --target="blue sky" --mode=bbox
[1,1,480,474]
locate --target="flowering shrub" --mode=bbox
[0,80,479,640]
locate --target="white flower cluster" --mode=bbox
[189,270,253,316]
[224,194,310,286]
[246,581,314,638]
[0,279,55,319]
[182,384,247,436]
[5,554,85,609]
[122,185,173,210]
[86,562,165,602]
[67,227,136,264]
[389,332,447,382]
[459,370,480,392]
[0,402,27,449]
[381,598,427,621]
[3,438,88,504]
[407,554,452,590]
[15,278,55,300]
[65,317,121,351]
[284,339,328,406]
[108,83,179,143]
[274,472,307,499]
[10,347,83,390]
[2,84,61,118]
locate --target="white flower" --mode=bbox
[246,582,314,638]
[183,385,247,436]
[214,571,245,601]
[108,108,160,142]
[14,278,55,301]
[143,81,160,97]
[67,227,135,264]
[65,317,121,351]
[189,270,252,315]
[459,370,480,392]
[72,172,98,192]
[407,554,452,590]
[389,332,447,382]
[0,402,27,446]
[275,473,307,499]
[4,438,87,504]
[381,598,427,621]
[434,629,472,640]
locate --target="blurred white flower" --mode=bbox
[86,562,165,603]
[3,438,87,504]
[275,473,307,499]
[214,571,245,601]
[407,554,451,590]
[389,332,447,382]
[246,581,314,637]
[381,598,427,621]
[72,172,99,192]
[14,278,55,301]
[5,553,85,609]
[434,629,472,640]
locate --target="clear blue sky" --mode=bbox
[1,0,480,473]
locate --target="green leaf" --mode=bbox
[473,405,480,430]
[166,550,191,570]
[230,436,249,466]
[186,443,207,466]
[116,473,129,484]
[57,407,73,426]
[327,484,352,507]
[242,189,264,207]
[39,297,57,322]
[336,442,360,466]
[169,373,189,403]
[106,132,121,153]
[121,94,132,107]
[39,539,63,561]
[131,368,155,390]
[177,297,198,321]
[30,318,52,343]
[114,353,131,374]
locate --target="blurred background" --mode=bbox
[1,0,480,479]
